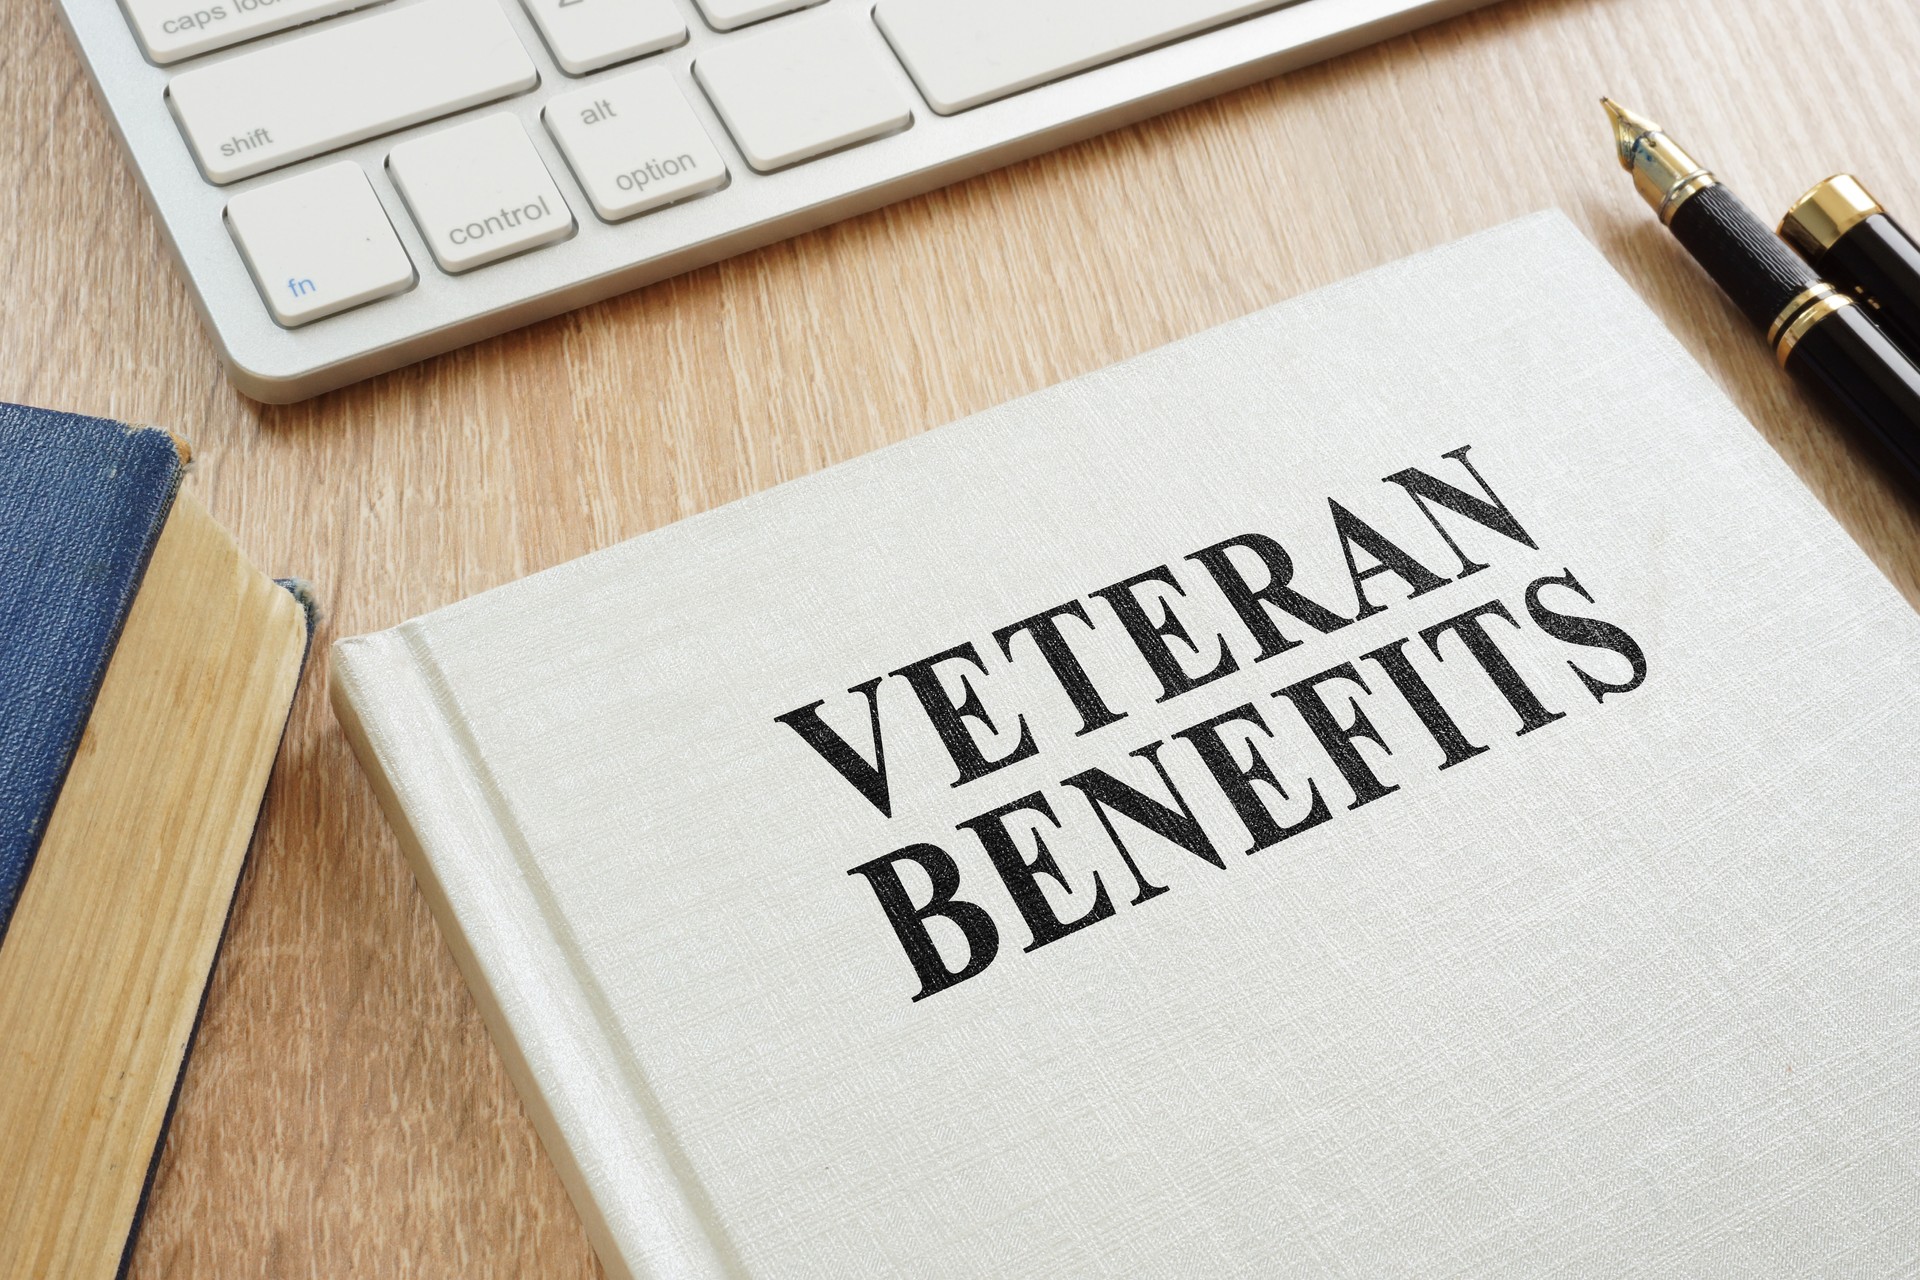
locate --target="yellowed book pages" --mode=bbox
[0,491,308,1280]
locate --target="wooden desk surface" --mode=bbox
[6,0,1919,1274]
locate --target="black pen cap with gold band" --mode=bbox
[1782,175,1920,365]
[1781,299,1920,486]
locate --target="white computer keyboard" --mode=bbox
[58,0,1491,400]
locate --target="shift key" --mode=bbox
[167,0,538,185]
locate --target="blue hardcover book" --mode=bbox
[0,404,187,937]
[0,402,314,1278]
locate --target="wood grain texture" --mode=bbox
[4,1,1919,1274]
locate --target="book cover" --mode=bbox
[0,404,315,1279]
[0,405,185,939]
[333,213,1920,1277]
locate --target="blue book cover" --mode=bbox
[0,403,186,941]
[0,401,315,1276]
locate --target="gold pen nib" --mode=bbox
[1600,97,1660,170]
[1601,97,1715,223]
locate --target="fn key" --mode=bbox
[226,162,415,326]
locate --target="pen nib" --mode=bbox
[1601,97,1660,169]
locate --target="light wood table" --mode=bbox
[7,0,1919,1274]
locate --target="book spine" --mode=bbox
[330,628,731,1280]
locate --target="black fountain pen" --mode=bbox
[1604,99,1920,490]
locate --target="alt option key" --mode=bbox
[224,161,416,327]
[545,68,728,223]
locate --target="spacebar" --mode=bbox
[873,0,1296,115]
[166,0,538,185]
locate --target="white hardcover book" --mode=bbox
[333,213,1920,1278]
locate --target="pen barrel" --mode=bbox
[1669,185,1823,331]
[1803,213,1920,366]
[1785,304,1920,490]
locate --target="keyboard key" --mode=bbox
[123,0,382,65]
[388,114,575,273]
[687,0,819,32]
[545,69,728,222]
[224,161,414,325]
[693,11,911,173]
[166,0,539,184]
[874,0,1294,115]
[520,0,685,76]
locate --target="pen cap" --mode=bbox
[1781,175,1920,364]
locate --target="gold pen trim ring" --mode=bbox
[1768,282,1838,346]
[1658,171,1718,225]
[1776,294,1854,368]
